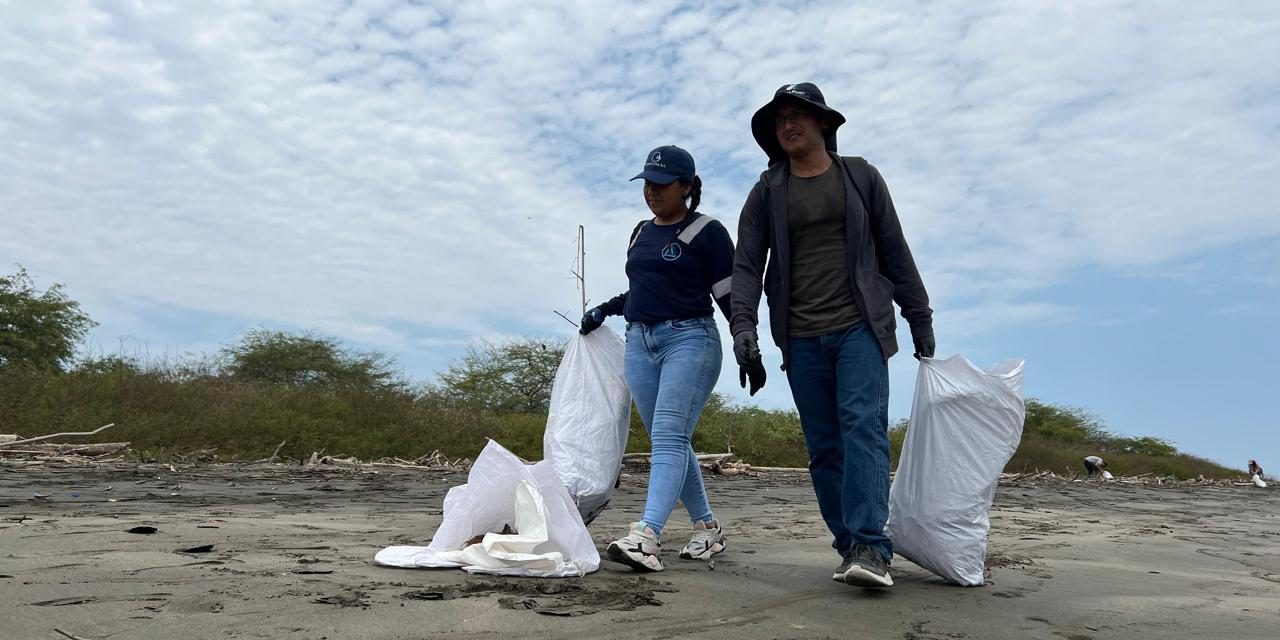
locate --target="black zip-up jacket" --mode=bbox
[730,153,933,369]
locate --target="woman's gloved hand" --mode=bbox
[579,307,605,335]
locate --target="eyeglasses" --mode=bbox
[775,109,816,127]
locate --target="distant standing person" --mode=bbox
[1249,459,1264,479]
[1083,455,1107,478]
[731,83,935,589]
[579,145,733,572]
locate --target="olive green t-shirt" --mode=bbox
[787,163,861,338]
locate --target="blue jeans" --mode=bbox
[786,321,892,561]
[625,316,721,537]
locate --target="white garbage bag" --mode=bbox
[374,440,600,577]
[1253,474,1268,488]
[886,355,1026,587]
[544,327,632,524]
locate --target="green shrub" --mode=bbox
[0,349,1238,480]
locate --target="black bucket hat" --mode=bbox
[750,82,846,166]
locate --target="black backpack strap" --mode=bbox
[627,219,649,252]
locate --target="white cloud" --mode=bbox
[1,0,1278,384]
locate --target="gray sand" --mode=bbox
[2,462,1278,639]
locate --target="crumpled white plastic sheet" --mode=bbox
[374,440,600,577]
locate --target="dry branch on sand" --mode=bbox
[0,424,130,465]
[622,452,809,476]
[302,449,470,471]
[997,469,1262,487]
[0,423,116,448]
[0,442,130,457]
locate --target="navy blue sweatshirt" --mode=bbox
[598,212,734,324]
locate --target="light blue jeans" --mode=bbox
[625,316,721,537]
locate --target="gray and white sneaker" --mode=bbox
[838,544,893,588]
[833,554,854,581]
[607,523,663,572]
[679,519,726,560]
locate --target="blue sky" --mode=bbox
[2,1,1277,468]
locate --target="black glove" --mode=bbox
[734,331,766,396]
[579,307,605,335]
[913,332,936,360]
[739,364,766,396]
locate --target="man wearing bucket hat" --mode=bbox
[580,145,734,572]
[730,83,935,588]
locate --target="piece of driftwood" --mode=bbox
[368,461,459,471]
[994,469,1257,487]
[623,452,736,463]
[0,423,116,449]
[267,440,287,464]
[621,452,807,476]
[302,452,464,472]
[0,442,130,456]
[0,459,45,467]
[393,451,467,468]
[313,455,361,467]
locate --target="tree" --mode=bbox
[436,337,566,413]
[221,328,400,390]
[0,266,97,370]
[1119,436,1178,457]
[1022,399,1110,444]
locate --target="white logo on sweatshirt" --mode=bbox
[661,243,682,261]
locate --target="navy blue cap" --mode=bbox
[630,145,696,185]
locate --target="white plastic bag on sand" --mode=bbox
[1102,470,1115,480]
[886,355,1026,587]
[1253,474,1268,488]
[544,327,631,524]
[374,440,600,577]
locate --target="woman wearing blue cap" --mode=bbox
[578,145,735,572]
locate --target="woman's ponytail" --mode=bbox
[686,175,702,213]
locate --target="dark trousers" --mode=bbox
[786,322,892,561]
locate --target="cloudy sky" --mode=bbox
[3,1,1277,468]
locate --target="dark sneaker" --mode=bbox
[840,544,893,588]
[833,554,854,581]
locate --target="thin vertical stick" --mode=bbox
[578,225,587,314]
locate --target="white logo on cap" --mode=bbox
[651,151,662,163]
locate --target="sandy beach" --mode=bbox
[2,461,1278,639]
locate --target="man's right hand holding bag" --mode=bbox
[734,330,766,396]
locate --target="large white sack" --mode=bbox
[544,327,632,524]
[886,355,1026,586]
[374,440,600,577]
[1253,474,1268,488]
